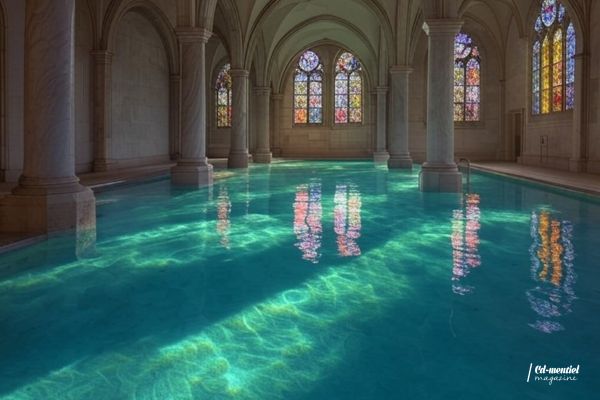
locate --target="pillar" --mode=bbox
[570,52,589,172]
[271,93,283,157]
[171,29,213,186]
[0,0,96,234]
[373,86,389,163]
[420,19,463,192]
[388,66,413,169]
[228,69,250,168]
[91,50,116,172]
[253,86,272,163]
[169,74,182,160]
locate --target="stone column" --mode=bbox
[253,86,272,163]
[91,50,116,172]
[373,86,389,163]
[570,52,589,172]
[420,19,463,192]
[388,66,414,169]
[271,93,283,157]
[171,29,213,186]
[228,68,250,168]
[169,74,182,160]
[1,0,96,234]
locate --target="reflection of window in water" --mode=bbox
[293,183,322,263]
[528,210,576,333]
[451,193,481,295]
[334,185,362,257]
[217,185,231,249]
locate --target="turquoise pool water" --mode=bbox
[0,161,599,399]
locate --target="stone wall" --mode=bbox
[111,12,170,168]
[74,0,93,173]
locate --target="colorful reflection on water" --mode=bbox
[217,185,232,249]
[528,210,576,333]
[293,182,323,263]
[451,193,481,295]
[334,185,362,257]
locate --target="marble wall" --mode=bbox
[111,12,170,168]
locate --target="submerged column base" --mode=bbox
[171,162,213,187]
[228,151,249,169]
[253,151,272,164]
[388,154,413,169]
[419,163,463,192]
[0,183,96,235]
[373,151,390,164]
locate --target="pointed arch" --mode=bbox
[334,51,363,124]
[101,0,179,74]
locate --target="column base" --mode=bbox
[253,151,272,164]
[93,159,118,172]
[228,151,249,169]
[419,163,463,193]
[0,184,96,235]
[171,163,213,187]
[373,151,390,164]
[388,155,413,169]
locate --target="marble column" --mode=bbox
[388,66,413,169]
[171,29,213,186]
[271,93,283,157]
[253,86,272,163]
[373,86,390,163]
[91,50,116,172]
[570,52,589,172]
[169,74,182,160]
[420,19,463,192]
[0,0,96,234]
[228,69,250,168]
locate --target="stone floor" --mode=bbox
[471,162,600,196]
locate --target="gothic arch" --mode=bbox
[525,0,585,53]
[101,0,179,74]
[212,0,243,68]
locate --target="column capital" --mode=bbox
[253,86,271,96]
[272,93,284,101]
[389,65,413,75]
[230,68,250,78]
[375,86,389,94]
[91,50,113,64]
[422,19,463,36]
[176,27,212,43]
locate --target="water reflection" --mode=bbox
[451,193,481,295]
[217,185,231,249]
[293,182,323,263]
[334,185,362,257]
[527,210,576,333]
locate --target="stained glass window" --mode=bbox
[532,0,576,115]
[216,63,232,127]
[454,33,481,122]
[294,50,323,124]
[334,52,363,124]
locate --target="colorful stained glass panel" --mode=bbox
[294,50,323,124]
[541,0,556,27]
[216,63,232,127]
[454,32,481,121]
[334,51,362,124]
[349,109,362,123]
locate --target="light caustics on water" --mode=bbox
[334,185,362,257]
[451,193,481,295]
[0,232,422,400]
[527,210,576,333]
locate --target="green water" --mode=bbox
[0,161,598,399]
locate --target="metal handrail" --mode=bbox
[458,158,471,193]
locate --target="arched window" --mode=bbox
[294,50,323,124]
[532,0,576,115]
[454,33,481,122]
[215,63,232,128]
[334,52,363,124]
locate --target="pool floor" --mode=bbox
[0,161,598,399]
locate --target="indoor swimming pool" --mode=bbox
[0,161,598,399]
